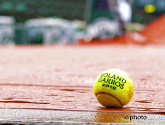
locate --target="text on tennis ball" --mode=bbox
[98,73,127,90]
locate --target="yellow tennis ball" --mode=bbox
[94,69,134,108]
[144,4,156,13]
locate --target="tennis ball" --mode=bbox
[94,69,134,108]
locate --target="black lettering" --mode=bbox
[106,84,109,87]
[120,84,124,89]
[102,83,105,86]
[130,116,133,121]
[125,116,129,120]
[137,116,141,120]
[116,76,122,81]
[98,73,104,82]
[98,77,102,82]
[134,115,138,120]
[102,77,106,82]
[113,86,116,90]
[110,79,115,85]
[107,77,111,83]
[103,73,108,77]
[122,79,127,84]
[140,116,144,119]
[115,82,120,87]
[107,73,111,78]
[143,116,147,120]
[111,75,116,79]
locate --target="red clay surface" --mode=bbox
[140,14,165,44]
[79,14,165,45]
[0,45,165,113]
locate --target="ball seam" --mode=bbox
[96,92,123,107]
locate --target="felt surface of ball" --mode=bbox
[94,69,134,108]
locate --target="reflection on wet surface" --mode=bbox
[94,112,133,124]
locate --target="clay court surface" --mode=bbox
[0,44,164,124]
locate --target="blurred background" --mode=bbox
[0,0,164,45]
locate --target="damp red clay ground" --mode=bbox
[0,44,164,124]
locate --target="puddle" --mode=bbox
[79,91,85,93]
[135,100,152,103]
[60,89,75,92]
[3,97,15,100]
[46,94,58,96]
[61,101,73,102]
